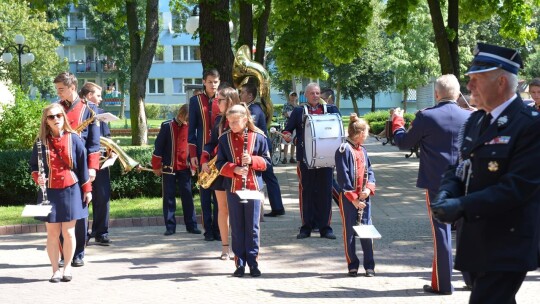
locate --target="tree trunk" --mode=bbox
[237,0,253,53]
[402,87,408,113]
[335,80,341,109]
[126,0,159,145]
[200,0,234,85]
[426,0,454,75]
[448,0,460,77]
[254,0,271,65]
[370,93,376,112]
[350,93,359,115]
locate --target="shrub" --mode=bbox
[144,103,162,120]
[0,145,199,206]
[362,110,415,133]
[0,87,48,149]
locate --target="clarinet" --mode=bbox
[356,162,369,226]
[240,128,249,204]
[37,139,50,205]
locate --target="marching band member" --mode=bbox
[201,87,237,259]
[527,78,540,109]
[392,74,471,295]
[79,82,112,245]
[54,72,100,268]
[282,82,341,239]
[216,104,270,277]
[335,114,376,278]
[240,83,285,217]
[188,69,220,241]
[152,104,200,236]
[30,103,92,282]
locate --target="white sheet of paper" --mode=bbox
[95,112,120,123]
[353,224,382,239]
[236,190,264,202]
[21,204,52,217]
[287,111,292,117]
[100,153,119,169]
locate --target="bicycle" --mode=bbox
[269,119,284,166]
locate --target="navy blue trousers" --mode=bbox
[262,164,284,212]
[338,193,375,271]
[162,169,198,232]
[91,167,110,237]
[469,271,526,304]
[426,190,453,293]
[227,192,261,268]
[200,187,219,237]
[298,161,333,235]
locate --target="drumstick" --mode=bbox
[269,127,288,138]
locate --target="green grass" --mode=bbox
[109,119,164,129]
[0,196,201,226]
[112,136,156,146]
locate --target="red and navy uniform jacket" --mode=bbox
[188,92,218,159]
[334,140,375,202]
[283,103,341,162]
[391,100,470,192]
[59,97,101,170]
[30,132,92,193]
[152,119,190,173]
[216,129,270,193]
[201,115,228,164]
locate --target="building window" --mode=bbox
[178,46,201,61]
[68,13,84,28]
[148,79,164,94]
[172,78,203,94]
[172,46,182,61]
[154,46,164,62]
[173,78,184,94]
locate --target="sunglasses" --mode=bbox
[46,113,63,120]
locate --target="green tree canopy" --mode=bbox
[0,0,67,95]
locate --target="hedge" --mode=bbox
[362,110,415,134]
[0,146,199,206]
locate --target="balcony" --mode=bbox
[66,27,95,41]
[68,60,118,74]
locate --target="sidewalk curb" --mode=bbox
[0,215,203,236]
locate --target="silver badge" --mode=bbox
[497,116,508,127]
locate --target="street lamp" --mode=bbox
[185,5,233,35]
[1,34,35,86]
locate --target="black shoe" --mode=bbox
[187,228,202,234]
[423,285,452,295]
[249,266,261,277]
[71,257,84,267]
[321,232,336,239]
[464,284,473,291]
[365,269,375,277]
[296,232,310,239]
[289,158,297,164]
[49,271,62,283]
[61,275,72,282]
[264,210,285,217]
[214,234,222,241]
[204,234,215,241]
[348,269,358,277]
[58,259,64,268]
[233,266,245,277]
[95,235,111,246]
[164,230,175,236]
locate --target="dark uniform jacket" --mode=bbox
[152,119,190,173]
[439,96,540,272]
[393,101,470,192]
[188,93,216,159]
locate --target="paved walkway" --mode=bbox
[1,137,538,303]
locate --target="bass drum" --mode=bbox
[303,113,345,168]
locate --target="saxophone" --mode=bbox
[197,156,219,189]
[75,101,97,134]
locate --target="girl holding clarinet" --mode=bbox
[30,103,92,283]
[334,113,377,278]
[216,104,270,277]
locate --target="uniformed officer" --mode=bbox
[432,43,540,304]
[188,69,220,241]
[282,82,340,239]
[79,82,112,245]
[392,74,471,295]
[240,83,285,217]
[54,72,100,267]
